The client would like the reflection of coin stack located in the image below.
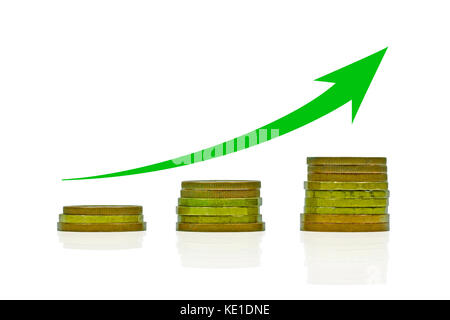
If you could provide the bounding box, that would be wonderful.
[176,180,265,232]
[301,232,389,284]
[177,233,263,268]
[301,157,390,232]
[58,232,145,250]
[58,205,146,232]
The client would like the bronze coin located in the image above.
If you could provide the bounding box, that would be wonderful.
[178,215,263,224]
[177,206,260,216]
[181,180,261,190]
[307,157,387,166]
[301,214,389,224]
[180,189,260,198]
[301,222,389,232]
[305,190,389,198]
[305,197,388,207]
[57,222,146,232]
[176,222,265,232]
[304,207,388,214]
[304,181,389,190]
[308,173,388,182]
[59,214,144,224]
[178,197,262,207]
[308,165,387,173]
[63,205,143,215]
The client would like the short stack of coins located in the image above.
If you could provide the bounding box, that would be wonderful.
[58,205,146,232]
[301,157,390,232]
[176,180,265,232]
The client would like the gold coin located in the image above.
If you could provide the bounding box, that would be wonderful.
[301,222,389,232]
[178,215,263,224]
[59,214,144,224]
[301,214,389,224]
[177,206,259,216]
[308,165,387,173]
[57,222,146,232]
[307,157,387,166]
[181,180,261,190]
[180,189,260,198]
[178,197,262,207]
[305,181,389,190]
[308,173,388,182]
[63,205,142,215]
[304,207,387,214]
[305,198,388,207]
[177,222,265,232]
[305,190,389,199]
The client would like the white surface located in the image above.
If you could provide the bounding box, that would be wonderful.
[0,0,449,299]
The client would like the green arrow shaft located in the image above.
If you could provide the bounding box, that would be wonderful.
[261,84,348,135]
[63,85,348,181]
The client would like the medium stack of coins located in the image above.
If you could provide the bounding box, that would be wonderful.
[176,180,265,232]
[58,205,147,232]
[301,157,390,232]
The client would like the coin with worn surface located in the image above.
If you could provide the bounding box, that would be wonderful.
[181,180,261,190]
[177,206,259,216]
[308,173,388,182]
[301,214,389,224]
[301,222,389,232]
[179,215,263,224]
[305,198,388,207]
[59,214,144,224]
[181,189,260,198]
[304,206,388,214]
[305,190,389,199]
[57,222,146,232]
[63,205,143,215]
[307,157,387,166]
[305,181,388,190]
[177,222,265,232]
[178,197,262,207]
[308,165,387,173]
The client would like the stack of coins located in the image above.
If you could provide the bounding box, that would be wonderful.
[176,180,265,232]
[301,157,390,232]
[58,205,146,232]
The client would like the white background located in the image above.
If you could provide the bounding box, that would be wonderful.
[1,0,449,299]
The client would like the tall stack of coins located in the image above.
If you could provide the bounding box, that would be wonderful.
[301,157,390,232]
[176,180,265,232]
[58,205,147,232]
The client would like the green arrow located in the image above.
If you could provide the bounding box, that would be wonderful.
[64,47,387,181]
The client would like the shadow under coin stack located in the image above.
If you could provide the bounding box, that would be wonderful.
[58,205,146,232]
[176,180,265,232]
[301,157,390,232]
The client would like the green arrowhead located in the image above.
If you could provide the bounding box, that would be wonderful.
[315,47,387,122]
